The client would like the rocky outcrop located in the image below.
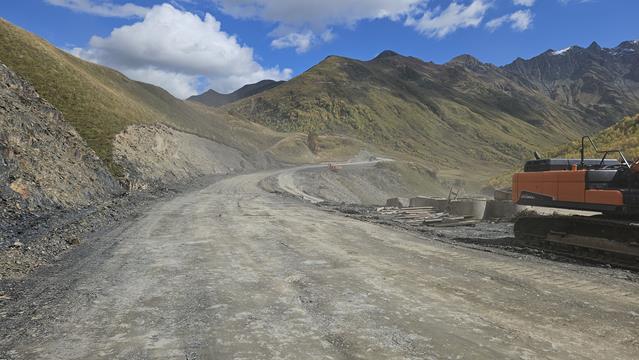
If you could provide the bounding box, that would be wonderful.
[0,63,121,241]
[113,124,252,190]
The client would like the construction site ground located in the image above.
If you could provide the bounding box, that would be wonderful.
[1,162,638,359]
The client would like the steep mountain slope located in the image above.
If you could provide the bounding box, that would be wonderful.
[503,41,639,127]
[0,19,290,174]
[227,50,596,179]
[0,62,121,232]
[188,80,285,107]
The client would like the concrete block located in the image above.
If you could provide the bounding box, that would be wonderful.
[494,188,512,201]
[483,200,527,219]
[386,197,410,208]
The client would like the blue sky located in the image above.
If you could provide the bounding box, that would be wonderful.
[2,0,638,98]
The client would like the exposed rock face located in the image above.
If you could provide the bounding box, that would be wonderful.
[0,63,121,232]
[113,124,252,190]
[503,41,639,127]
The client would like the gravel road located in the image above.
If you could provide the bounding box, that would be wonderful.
[1,165,638,359]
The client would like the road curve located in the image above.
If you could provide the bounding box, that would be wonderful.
[1,166,638,359]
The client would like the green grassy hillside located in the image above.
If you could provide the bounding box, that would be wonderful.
[0,18,292,174]
[227,52,602,181]
[553,114,639,161]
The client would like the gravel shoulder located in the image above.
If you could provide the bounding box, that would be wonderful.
[0,174,227,281]
[1,165,638,359]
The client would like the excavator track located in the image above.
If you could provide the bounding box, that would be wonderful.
[514,215,639,271]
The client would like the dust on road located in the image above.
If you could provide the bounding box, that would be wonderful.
[1,166,638,359]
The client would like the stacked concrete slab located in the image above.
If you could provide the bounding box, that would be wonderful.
[408,195,521,220]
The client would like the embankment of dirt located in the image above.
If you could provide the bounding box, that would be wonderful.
[268,160,447,206]
[113,124,253,190]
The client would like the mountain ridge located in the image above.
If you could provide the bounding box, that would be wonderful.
[502,39,639,127]
[188,79,285,107]
[225,49,601,179]
[225,43,639,179]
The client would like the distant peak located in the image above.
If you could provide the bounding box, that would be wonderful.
[617,39,639,48]
[374,50,400,60]
[448,54,481,66]
[588,41,601,49]
[323,55,342,61]
[551,46,573,56]
[203,89,222,95]
[237,79,276,89]
[550,44,589,56]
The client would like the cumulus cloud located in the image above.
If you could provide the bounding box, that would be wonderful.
[486,9,533,32]
[513,0,535,6]
[216,0,533,48]
[269,29,337,53]
[405,0,490,38]
[214,0,422,52]
[70,4,292,98]
[45,0,149,18]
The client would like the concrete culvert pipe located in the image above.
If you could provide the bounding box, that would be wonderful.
[449,199,487,219]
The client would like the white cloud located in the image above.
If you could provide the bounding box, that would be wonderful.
[513,0,535,6]
[45,0,149,18]
[486,16,507,31]
[214,0,422,52]
[320,29,336,43]
[509,9,533,30]
[405,1,490,38]
[214,0,421,27]
[269,29,335,53]
[486,9,533,32]
[124,68,201,99]
[70,4,292,98]
[271,31,315,53]
[217,0,532,48]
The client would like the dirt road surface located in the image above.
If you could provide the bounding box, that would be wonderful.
[1,165,638,359]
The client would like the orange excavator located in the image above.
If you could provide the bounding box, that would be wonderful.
[512,136,639,268]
